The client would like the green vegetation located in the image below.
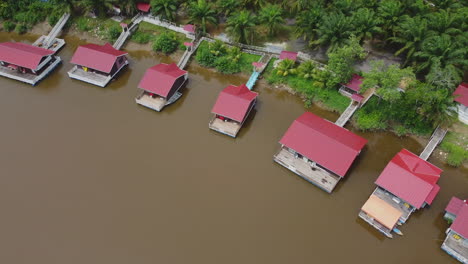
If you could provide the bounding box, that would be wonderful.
[152,32,180,54]
[440,130,468,167]
[15,23,27,34]
[3,21,15,32]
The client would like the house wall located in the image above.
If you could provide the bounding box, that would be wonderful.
[109,56,128,76]
[166,75,186,100]
[457,103,468,125]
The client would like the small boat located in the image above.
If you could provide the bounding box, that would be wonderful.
[393,228,404,236]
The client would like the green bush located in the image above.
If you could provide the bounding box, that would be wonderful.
[76,17,92,31]
[440,141,467,167]
[215,56,241,74]
[152,32,179,54]
[108,25,121,42]
[394,125,409,137]
[15,24,28,34]
[3,21,16,32]
[131,32,153,44]
[48,12,61,27]
[195,43,216,67]
[355,111,387,130]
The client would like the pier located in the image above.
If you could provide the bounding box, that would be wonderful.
[113,14,142,50]
[335,87,375,127]
[33,13,70,52]
[419,126,447,161]
[246,54,271,90]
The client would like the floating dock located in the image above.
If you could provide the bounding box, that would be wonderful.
[419,126,447,161]
[0,56,61,85]
[33,13,70,52]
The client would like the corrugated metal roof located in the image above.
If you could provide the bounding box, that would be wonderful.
[136,2,151,12]
[70,43,127,73]
[0,42,54,70]
[453,83,468,107]
[279,112,367,177]
[362,194,403,230]
[138,63,187,98]
[375,149,442,209]
[279,51,298,61]
[451,205,468,238]
[342,74,363,92]
[445,196,466,215]
[211,84,258,123]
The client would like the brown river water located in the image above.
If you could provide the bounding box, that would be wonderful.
[0,32,466,264]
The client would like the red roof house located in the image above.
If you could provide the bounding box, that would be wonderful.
[454,83,468,107]
[446,197,468,216]
[138,63,187,98]
[375,149,442,209]
[279,112,367,177]
[211,84,258,123]
[136,2,151,12]
[0,42,54,70]
[70,43,128,74]
[183,24,196,34]
[279,51,298,61]
[451,204,468,239]
[342,74,364,93]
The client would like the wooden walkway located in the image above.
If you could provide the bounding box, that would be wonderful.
[335,88,375,127]
[246,54,271,90]
[33,13,69,51]
[419,126,447,161]
[441,231,468,264]
[177,38,203,69]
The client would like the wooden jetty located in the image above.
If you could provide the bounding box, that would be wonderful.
[419,126,447,161]
[441,197,468,263]
[113,14,142,50]
[209,84,258,137]
[67,43,128,87]
[273,112,367,193]
[359,149,443,238]
[136,63,188,111]
[33,13,70,52]
[335,83,375,127]
[0,42,61,85]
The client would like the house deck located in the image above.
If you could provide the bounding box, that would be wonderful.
[358,210,393,238]
[209,117,241,137]
[0,56,61,85]
[136,91,182,112]
[67,65,113,87]
[32,36,65,53]
[372,187,414,222]
[442,231,468,263]
[273,147,340,193]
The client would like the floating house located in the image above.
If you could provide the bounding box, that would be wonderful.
[453,83,468,125]
[0,42,61,85]
[359,149,443,238]
[339,74,363,97]
[136,63,188,111]
[136,2,151,13]
[279,51,298,62]
[442,196,468,263]
[274,112,367,193]
[209,84,258,137]
[68,43,128,87]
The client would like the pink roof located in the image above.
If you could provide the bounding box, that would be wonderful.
[453,83,468,107]
[183,24,196,33]
[0,42,54,70]
[136,2,151,12]
[279,51,298,61]
[70,43,127,73]
[252,62,264,68]
[445,197,467,215]
[138,63,187,97]
[279,112,367,177]
[351,94,364,103]
[375,149,443,209]
[184,42,194,47]
[211,84,258,123]
[451,205,468,238]
[342,74,364,92]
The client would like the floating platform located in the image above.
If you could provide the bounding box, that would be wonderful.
[273,147,340,193]
[32,36,65,53]
[0,56,61,85]
[372,187,414,223]
[67,62,128,87]
[209,116,242,138]
[358,210,394,238]
[135,91,182,112]
[442,231,468,264]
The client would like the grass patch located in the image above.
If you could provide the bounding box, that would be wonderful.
[440,131,468,167]
[239,53,261,74]
[73,17,122,41]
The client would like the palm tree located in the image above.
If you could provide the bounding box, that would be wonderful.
[414,34,468,76]
[208,40,226,56]
[288,0,313,13]
[259,4,284,37]
[352,8,382,42]
[431,0,464,10]
[425,59,462,92]
[242,0,267,10]
[226,46,241,62]
[216,0,240,17]
[297,60,316,79]
[389,16,434,65]
[150,0,178,21]
[187,0,217,34]
[377,0,405,38]
[114,0,137,16]
[294,6,322,40]
[225,10,257,44]
[312,12,355,52]
[426,10,463,36]
[276,59,296,76]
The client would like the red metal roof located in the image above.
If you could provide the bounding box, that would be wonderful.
[279,112,367,177]
[136,2,151,12]
[279,51,298,61]
[446,196,466,215]
[211,84,258,123]
[375,149,443,209]
[138,63,187,97]
[0,42,54,70]
[451,205,468,238]
[183,24,196,33]
[342,74,364,92]
[351,94,364,103]
[453,83,468,107]
[70,43,127,74]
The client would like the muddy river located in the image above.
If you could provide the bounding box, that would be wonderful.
[0,32,466,264]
